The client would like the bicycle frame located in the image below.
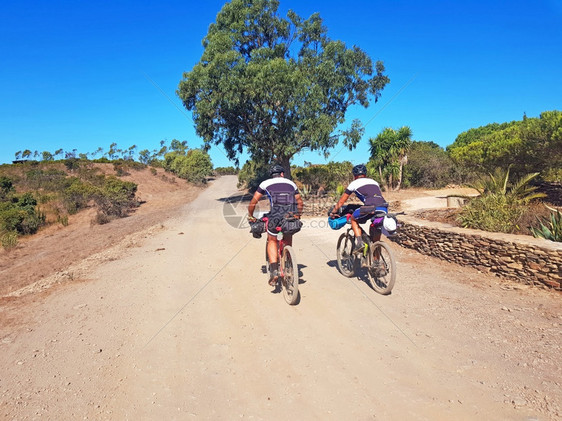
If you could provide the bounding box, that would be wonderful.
[260,216,300,304]
[334,207,401,295]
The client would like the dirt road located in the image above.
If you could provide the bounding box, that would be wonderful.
[1,176,560,420]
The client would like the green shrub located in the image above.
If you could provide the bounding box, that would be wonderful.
[336,184,346,196]
[542,168,562,183]
[164,149,213,184]
[62,178,97,214]
[403,141,462,188]
[530,208,562,242]
[457,168,548,234]
[58,214,69,227]
[1,231,18,250]
[113,162,129,176]
[0,192,45,235]
[215,166,238,176]
[0,176,14,199]
[457,194,526,233]
[25,168,67,191]
[237,159,270,191]
[293,162,353,193]
[94,212,112,225]
[64,158,81,171]
[93,177,138,218]
[0,205,25,233]
[124,160,146,171]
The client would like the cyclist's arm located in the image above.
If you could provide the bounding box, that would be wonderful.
[295,193,304,218]
[331,192,350,215]
[248,191,263,219]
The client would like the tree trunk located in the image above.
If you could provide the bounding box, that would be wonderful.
[395,163,403,191]
[279,156,292,180]
[394,154,408,191]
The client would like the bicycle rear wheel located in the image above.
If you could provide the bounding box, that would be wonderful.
[281,245,299,305]
[368,241,396,295]
[336,232,357,277]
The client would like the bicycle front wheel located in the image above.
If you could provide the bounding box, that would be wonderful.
[368,241,396,295]
[336,232,357,277]
[281,245,299,305]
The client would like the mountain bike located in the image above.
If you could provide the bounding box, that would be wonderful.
[334,204,403,295]
[253,216,300,305]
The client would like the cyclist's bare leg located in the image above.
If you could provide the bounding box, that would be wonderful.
[267,233,279,285]
[350,216,364,251]
[267,233,278,264]
[350,217,362,238]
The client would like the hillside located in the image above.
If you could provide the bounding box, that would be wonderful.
[0,165,203,296]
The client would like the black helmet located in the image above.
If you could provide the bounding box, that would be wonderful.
[352,164,367,176]
[270,164,285,176]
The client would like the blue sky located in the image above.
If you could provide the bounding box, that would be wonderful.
[1,0,561,168]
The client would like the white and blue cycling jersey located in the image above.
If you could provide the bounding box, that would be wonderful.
[345,177,387,220]
[257,178,300,235]
[345,177,385,206]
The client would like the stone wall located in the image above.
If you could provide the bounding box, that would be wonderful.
[392,215,562,290]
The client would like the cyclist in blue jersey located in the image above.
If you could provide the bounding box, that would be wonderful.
[330,164,387,252]
[248,164,304,285]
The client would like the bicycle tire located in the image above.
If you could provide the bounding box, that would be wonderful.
[336,232,357,277]
[368,241,396,295]
[281,245,299,305]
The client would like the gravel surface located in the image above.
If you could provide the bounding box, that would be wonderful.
[1,175,560,420]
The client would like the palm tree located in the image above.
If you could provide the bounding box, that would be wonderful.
[369,126,412,190]
[392,126,412,191]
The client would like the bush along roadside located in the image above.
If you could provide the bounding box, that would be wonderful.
[531,207,562,242]
[457,169,547,234]
[0,166,139,250]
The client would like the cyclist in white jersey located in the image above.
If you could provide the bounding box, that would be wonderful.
[330,164,387,251]
[248,164,304,285]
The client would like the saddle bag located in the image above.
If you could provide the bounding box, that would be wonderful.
[249,220,266,238]
[280,217,303,235]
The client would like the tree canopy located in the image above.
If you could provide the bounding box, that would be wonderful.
[447,111,562,180]
[177,0,389,174]
[402,141,459,188]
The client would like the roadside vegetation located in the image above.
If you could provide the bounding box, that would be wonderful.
[1,139,214,249]
[235,111,561,241]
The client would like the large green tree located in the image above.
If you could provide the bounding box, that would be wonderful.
[403,141,457,188]
[447,111,562,179]
[177,0,389,177]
